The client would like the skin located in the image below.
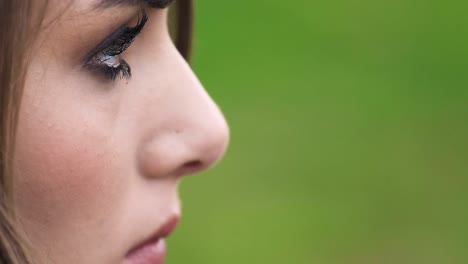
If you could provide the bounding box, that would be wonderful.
[12,1,229,263]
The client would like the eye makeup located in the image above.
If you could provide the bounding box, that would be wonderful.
[147,0,175,8]
[83,10,148,81]
[95,0,175,9]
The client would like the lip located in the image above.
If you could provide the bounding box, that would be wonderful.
[125,216,180,264]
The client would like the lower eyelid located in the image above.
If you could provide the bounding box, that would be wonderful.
[99,54,120,68]
[84,52,130,82]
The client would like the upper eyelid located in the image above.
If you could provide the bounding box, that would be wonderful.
[147,0,176,8]
[94,0,175,9]
[102,11,148,56]
[83,24,127,63]
[82,10,148,64]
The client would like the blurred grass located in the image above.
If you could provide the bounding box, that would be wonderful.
[167,1,468,263]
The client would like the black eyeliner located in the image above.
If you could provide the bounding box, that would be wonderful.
[104,11,148,56]
[83,10,148,64]
[147,0,175,8]
[95,0,175,9]
[83,24,128,64]
[82,10,148,81]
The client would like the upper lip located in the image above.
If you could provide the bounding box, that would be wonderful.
[126,215,180,256]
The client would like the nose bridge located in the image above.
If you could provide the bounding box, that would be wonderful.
[136,46,229,179]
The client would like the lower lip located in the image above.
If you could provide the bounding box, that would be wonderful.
[125,239,167,264]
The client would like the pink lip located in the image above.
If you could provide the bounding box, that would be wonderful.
[125,216,180,264]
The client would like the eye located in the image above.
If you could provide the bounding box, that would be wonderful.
[83,10,148,81]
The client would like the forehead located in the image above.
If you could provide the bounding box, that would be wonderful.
[56,0,172,10]
[44,0,172,19]
[43,0,139,25]
[45,0,136,15]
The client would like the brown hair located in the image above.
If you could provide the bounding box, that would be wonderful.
[0,0,40,263]
[0,1,193,263]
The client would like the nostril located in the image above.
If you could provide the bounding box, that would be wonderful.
[180,160,203,175]
[184,160,202,169]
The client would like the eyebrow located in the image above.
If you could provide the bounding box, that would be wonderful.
[95,0,174,9]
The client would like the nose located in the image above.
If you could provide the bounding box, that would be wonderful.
[135,47,229,179]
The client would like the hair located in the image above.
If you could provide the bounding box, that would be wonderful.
[0,1,193,263]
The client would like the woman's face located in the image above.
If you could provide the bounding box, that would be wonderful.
[13,1,229,263]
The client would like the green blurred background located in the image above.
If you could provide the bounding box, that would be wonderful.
[168,1,468,263]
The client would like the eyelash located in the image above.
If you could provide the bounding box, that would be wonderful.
[83,11,148,81]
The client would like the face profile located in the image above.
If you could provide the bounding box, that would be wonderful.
[0,0,229,263]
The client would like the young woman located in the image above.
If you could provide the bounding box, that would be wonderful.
[0,0,229,263]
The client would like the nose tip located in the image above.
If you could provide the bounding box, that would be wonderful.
[175,113,230,177]
[137,105,229,179]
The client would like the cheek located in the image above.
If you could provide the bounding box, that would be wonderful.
[13,89,128,236]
